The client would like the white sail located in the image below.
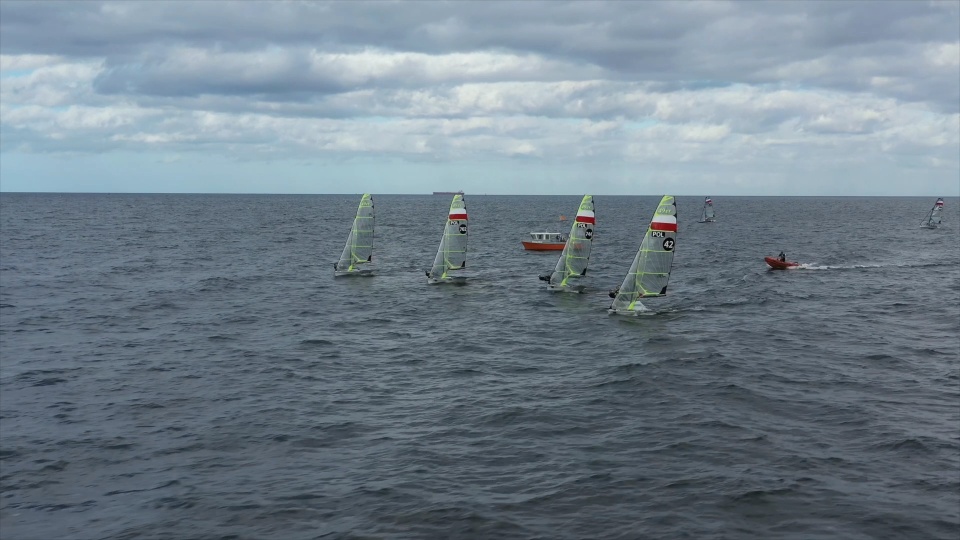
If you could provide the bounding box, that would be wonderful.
[427,194,468,282]
[334,194,374,276]
[545,195,595,292]
[699,196,715,222]
[921,198,944,229]
[610,195,678,314]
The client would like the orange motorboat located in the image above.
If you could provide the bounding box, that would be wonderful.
[522,232,568,251]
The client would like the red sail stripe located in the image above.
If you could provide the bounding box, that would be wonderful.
[449,213,468,220]
[575,216,595,224]
[650,221,677,232]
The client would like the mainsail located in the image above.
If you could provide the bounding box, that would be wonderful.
[921,198,944,228]
[334,193,374,274]
[700,196,715,222]
[547,195,595,291]
[427,194,468,281]
[610,195,678,314]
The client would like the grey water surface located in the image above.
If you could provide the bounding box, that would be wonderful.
[1,193,958,540]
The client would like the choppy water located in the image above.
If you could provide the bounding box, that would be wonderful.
[1,193,958,540]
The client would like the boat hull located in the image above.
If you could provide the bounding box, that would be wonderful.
[607,306,650,316]
[764,257,799,270]
[334,268,375,277]
[522,241,566,251]
[546,283,586,294]
[427,276,469,285]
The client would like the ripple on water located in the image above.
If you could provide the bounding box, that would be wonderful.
[1,194,958,540]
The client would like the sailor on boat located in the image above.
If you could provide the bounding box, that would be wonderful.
[608,286,619,299]
[778,251,786,262]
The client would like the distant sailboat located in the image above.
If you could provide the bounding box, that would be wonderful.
[334,194,375,277]
[920,197,944,229]
[609,195,678,315]
[698,196,715,223]
[539,195,595,293]
[426,194,468,284]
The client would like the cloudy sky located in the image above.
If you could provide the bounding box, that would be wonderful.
[1,0,958,195]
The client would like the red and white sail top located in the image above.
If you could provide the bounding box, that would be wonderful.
[448,195,468,221]
[575,208,595,224]
[650,211,678,232]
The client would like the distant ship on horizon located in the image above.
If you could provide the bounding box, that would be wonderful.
[433,190,465,195]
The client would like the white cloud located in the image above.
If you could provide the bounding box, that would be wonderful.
[0,1,957,194]
[925,42,960,68]
[677,124,732,142]
[0,54,64,72]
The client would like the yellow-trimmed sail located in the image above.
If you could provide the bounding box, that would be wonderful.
[610,195,677,313]
[427,194,468,280]
[335,194,374,273]
[548,195,595,289]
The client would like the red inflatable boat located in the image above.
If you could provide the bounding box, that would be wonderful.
[764,257,800,269]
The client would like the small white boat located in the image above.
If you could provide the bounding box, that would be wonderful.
[522,232,568,251]
[334,194,375,277]
[538,195,595,293]
[609,195,678,315]
[426,194,469,284]
[920,198,944,229]
[697,196,715,223]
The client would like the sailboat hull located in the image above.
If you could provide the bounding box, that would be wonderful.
[335,268,375,277]
[427,276,468,285]
[607,305,650,316]
[547,284,586,294]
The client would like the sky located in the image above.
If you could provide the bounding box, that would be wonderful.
[0,0,958,195]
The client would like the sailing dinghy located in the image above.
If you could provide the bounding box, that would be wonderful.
[334,193,375,277]
[538,195,595,293]
[609,195,678,315]
[920,198,944,229]
[698,196,716,223]
[426,194,468,284]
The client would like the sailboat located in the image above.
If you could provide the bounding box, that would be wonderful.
[538,195,595,293]
[609,195,678,315]
[426,194,468,284]
[334,194,375,277]
[920,197,945,229]
[698,196,715,223]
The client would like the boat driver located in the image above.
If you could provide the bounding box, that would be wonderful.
[778,251,786,262]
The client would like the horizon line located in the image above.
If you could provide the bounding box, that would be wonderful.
[0,191,955,198]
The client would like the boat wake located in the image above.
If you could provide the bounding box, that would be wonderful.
[794,261,947,271]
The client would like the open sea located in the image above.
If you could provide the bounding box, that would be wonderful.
[1,193,958,540]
